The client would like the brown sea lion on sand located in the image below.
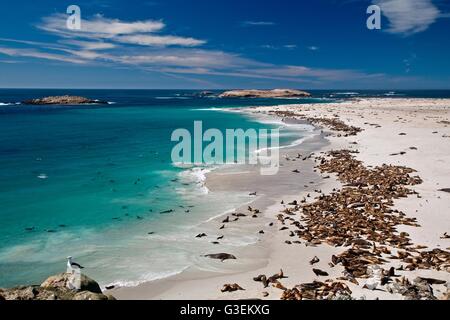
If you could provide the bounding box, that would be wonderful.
[313,269,329,277]
[221,284,244,293]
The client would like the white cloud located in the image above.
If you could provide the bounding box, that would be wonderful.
[242,21,276,26]
[260,44,277,49]
[307,46,319,51]
[113,49,257,69]
[116,34,205,47]
[59,40,116,50]
[374,0,441,35]
[39,13,165,37]
[0,47,87,64]
[38,13,204,48]
[240,65,385,82]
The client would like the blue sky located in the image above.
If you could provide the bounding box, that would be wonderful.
[0,0,449,89]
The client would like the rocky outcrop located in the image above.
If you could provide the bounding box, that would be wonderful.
[22,95,108,105]
[0,273,115,300]
[41,273,102,294]
[219,89,311,98]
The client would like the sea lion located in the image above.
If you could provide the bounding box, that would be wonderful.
[196,233,207,238]
[313,269,329,277]
[221,284,244,293]
[222,216,230,223]
[232,213,246,217]
[276,269,285,279]
[272,281,287,291]
[253,275,269,288]
[416,277,446,285]
[309,256,320,265]
[204,253,237,262]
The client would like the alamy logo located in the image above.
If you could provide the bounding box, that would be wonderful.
[171,121,280,176]
[367,5,381,30]
[66,5,81,30]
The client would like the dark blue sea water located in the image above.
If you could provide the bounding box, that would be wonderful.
[0,89,448,288]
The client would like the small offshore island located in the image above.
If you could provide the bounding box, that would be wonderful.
[218,89,311,98]
[22,95,109,105]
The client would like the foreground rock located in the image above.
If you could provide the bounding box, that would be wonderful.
[219,89,311,98]
[0,273,115,300]
[22,95,108,105]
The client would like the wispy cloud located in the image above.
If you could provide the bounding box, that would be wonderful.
[37,13,205,47]
[242,21,276,26]
[58,40,116,50]
[39,13,165,37]
[307,46,319,51]
[116,34,205,47]
[260,44,297,50]
[374,0,442,35]
[0,47,87,64]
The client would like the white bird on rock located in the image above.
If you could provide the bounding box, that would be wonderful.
[67,256,84,273]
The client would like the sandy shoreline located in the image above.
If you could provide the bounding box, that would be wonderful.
[112,98,450,300]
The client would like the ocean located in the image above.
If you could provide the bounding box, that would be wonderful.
[0,89,449,288]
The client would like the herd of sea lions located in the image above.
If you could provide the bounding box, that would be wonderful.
[210,112,449,300]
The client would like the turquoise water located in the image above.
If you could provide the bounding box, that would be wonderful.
[0,90,323,287]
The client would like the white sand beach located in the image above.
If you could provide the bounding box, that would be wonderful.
[112,98,450,300]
